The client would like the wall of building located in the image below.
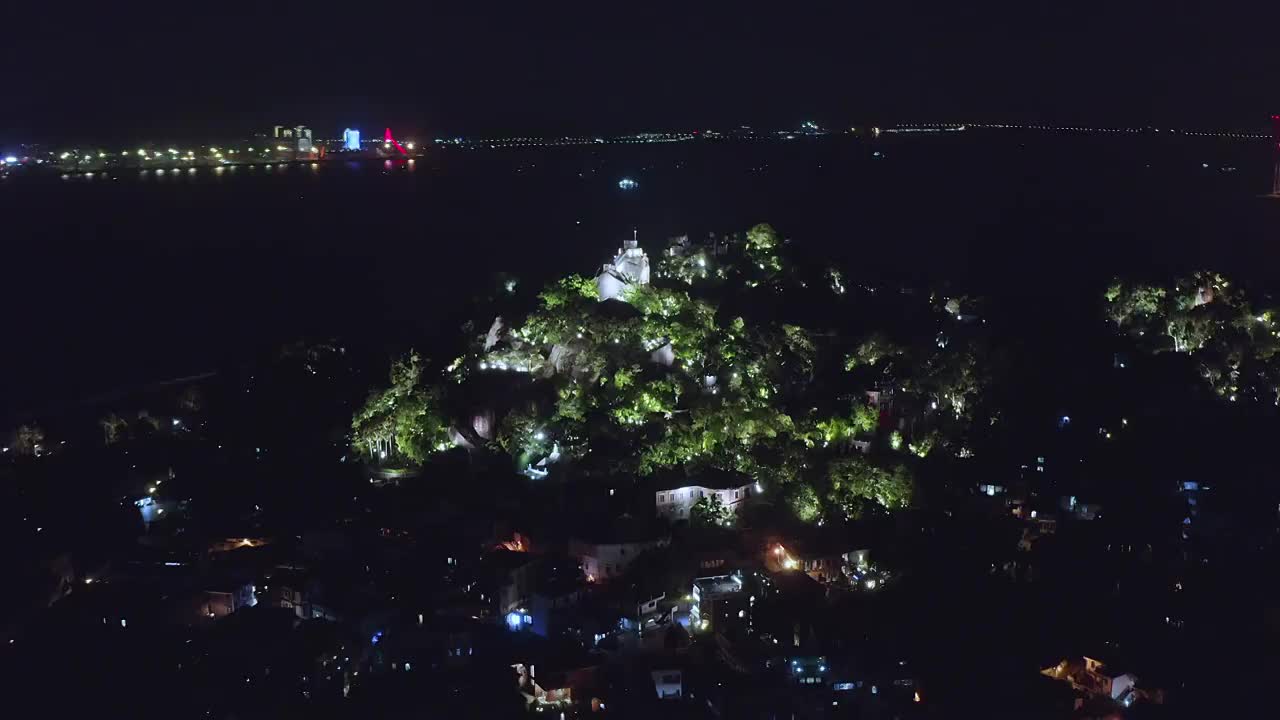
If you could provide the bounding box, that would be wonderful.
[570,539,663,580]
[655,484,753,521]
[652,670,682,699]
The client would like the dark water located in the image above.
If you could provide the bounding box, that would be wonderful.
[3,132,1277,418]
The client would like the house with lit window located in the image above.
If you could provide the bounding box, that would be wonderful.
[788,655,830,686]
[655,480,756,522]
[202,580,257,618]
[569,526,668,583]
[690,572,770,638]
[651,668,683,699]
[1040,654,1154,708]
[764,531,870,584]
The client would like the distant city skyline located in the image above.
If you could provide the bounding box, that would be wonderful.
[3,118,1273,153]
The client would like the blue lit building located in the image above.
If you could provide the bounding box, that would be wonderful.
[342,128,361,151]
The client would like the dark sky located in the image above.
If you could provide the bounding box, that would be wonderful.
[4,1,1279,142]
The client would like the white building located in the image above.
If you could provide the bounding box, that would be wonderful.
[651,669,682,699]
[656,482,756,522]
[569,535,668,582]
[596,239,651,301]
[272,125,313,152]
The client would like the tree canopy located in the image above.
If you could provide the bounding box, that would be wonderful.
[1105,272,1280,402]
[352,224,999,523]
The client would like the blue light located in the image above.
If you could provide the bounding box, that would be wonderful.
[3,156,17,164]
[506,611,523,631]
[342,128,361,151]
[371,630,383,645]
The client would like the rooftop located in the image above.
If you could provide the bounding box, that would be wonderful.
[693,574,744,596]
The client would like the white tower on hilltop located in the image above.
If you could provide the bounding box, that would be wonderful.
[596,232,650,301]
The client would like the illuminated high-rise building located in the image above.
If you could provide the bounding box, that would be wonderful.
[343,128,361,151]
[271,125,313,152]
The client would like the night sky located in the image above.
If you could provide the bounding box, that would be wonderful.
[5,1,1280,142]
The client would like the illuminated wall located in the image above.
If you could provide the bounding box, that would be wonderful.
[342,128,361,151]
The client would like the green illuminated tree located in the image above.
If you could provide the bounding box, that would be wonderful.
[827,457,915,518]
[690,494,733,527]
[538,274,598,309]
[788,484,822,523]
[744,223,783,273]
[813,404,877,446]
[745,223,780,254]
[391,388,452,463]
[352,351,451,463]
[99,413,129,445]
[1104,283,1167,327]
[846,333,905,370]
[496,406,552,464]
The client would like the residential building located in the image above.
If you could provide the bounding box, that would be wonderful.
[1041,655,1143,707]
[655,481,755,522]
[569,534,668,582]
[765,535,869,584]
[651,669,682,699]
[513,662,574,710]
[691,573,751,634]
[788,655,829,687]
[266,572,340,621]
[483,550,540,614]
[203,581,257,618]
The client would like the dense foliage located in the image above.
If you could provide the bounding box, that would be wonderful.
[352,224,999,523]
[1105,272,1280,402]
[351,352,452,464]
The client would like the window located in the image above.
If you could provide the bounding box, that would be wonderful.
[735,490,740,499]
[658,493,665,503]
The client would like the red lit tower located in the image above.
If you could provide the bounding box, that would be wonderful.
[384,128,408,156]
